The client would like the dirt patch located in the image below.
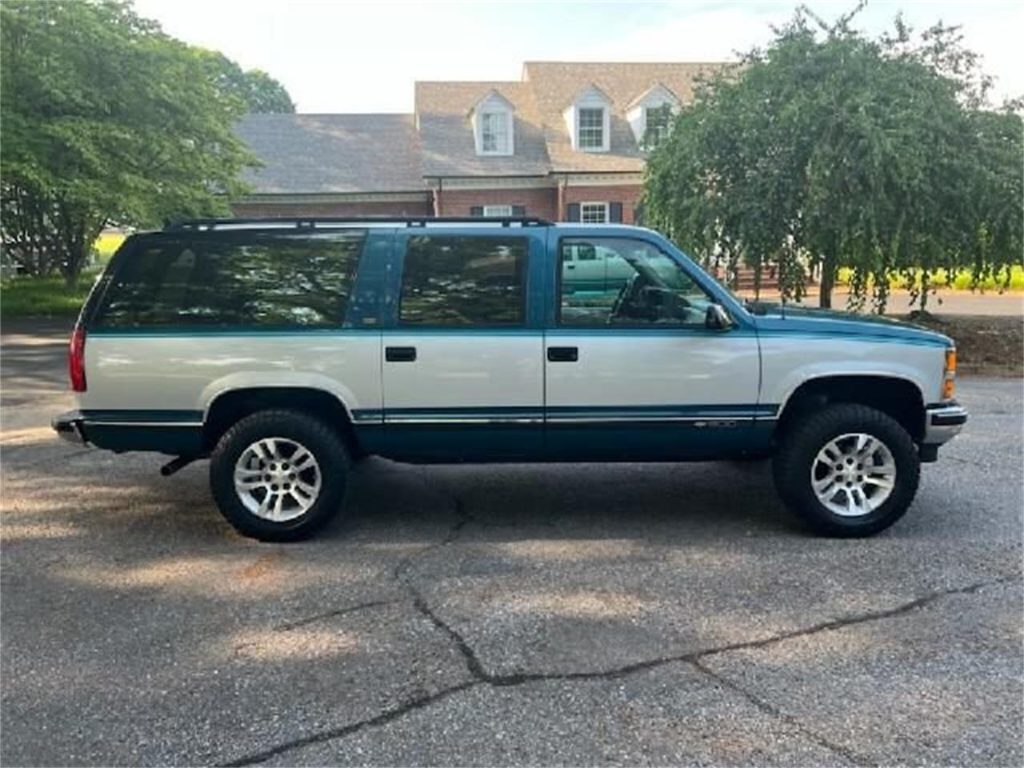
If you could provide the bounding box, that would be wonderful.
[238,550,287,581]
[902,313,1023,377]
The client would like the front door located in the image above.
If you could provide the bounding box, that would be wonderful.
[545,235,763,460]
[380,231,544,461]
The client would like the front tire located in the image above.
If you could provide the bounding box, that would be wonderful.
[210,409,350,541]
[773,403,920,537]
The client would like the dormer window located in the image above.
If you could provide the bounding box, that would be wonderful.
[577,108,605,150]
[643,105,672,149]
[626,83,680,151]
[480,112,509,154]
[564,85,612,153]
[471,91,515,156]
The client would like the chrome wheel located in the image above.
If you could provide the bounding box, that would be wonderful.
[810,432,896,517]
[233,437,322,522]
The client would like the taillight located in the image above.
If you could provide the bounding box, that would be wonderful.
[69,326,87,392]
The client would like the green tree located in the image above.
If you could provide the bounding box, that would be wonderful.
[0,0,260,285]
[196,50,295,113]
[644,5,1023,311]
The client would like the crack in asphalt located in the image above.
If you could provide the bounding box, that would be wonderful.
[218,681,480,767]
[220,495,1023,766]
[272,599,401,632]
[689,658,867,767]
[403,571,1023,686]
[223,568,1022,766]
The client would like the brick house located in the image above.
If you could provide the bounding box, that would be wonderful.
[233,61,719,224]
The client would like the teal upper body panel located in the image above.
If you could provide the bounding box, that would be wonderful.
[751,305,952,348]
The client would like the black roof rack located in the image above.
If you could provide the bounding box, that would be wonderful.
[164,216,552,232]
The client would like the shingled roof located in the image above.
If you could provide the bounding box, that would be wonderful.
[235,63,724,192]
[236,114,424,194]
[521,61,720,173]
[414,82,550,177]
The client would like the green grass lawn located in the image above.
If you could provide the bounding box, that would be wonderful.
[0,274,97,318]
[837,265,1024,291]
[1,232,123,319]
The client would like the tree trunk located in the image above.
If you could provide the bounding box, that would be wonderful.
[819,253,836,309]
[56,202,101,289]
[62,262,80,289]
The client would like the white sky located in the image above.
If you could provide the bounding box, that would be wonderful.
[133,0,1023,113]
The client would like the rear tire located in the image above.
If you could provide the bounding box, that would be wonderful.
[210,409,350,542]
[773,403,920,537]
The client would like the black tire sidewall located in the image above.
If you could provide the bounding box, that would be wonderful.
[210,410,350,541]
[774,404,920,537]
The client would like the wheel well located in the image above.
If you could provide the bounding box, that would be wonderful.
[777,376,925,441]
[202,387,362,456]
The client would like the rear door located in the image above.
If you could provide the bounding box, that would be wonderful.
[378,229,545,461]
[544,233,764,460]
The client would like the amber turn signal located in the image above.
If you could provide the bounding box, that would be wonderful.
[942,347,957,400]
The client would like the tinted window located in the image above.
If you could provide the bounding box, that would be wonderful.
[559,237,712,327]
[94,233,365,329]
[399,235,527,326]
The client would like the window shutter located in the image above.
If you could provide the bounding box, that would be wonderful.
[511,205,526,217]
[470,206,484,217]
[567,203,581,222]
[633,203,644,226]
[609,202,623,223]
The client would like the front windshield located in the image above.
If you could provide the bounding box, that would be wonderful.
[559,238,717,327]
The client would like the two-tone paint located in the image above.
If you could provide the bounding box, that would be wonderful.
[56,223,966,462]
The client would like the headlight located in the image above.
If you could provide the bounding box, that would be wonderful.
[942,347,957,400]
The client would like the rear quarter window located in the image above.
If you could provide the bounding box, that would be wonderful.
[92,232,365,330]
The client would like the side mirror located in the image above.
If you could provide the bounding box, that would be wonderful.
[705,304,733,330]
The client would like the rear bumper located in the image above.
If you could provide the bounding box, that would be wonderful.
[923,402,968,446]
[52,411,88,445]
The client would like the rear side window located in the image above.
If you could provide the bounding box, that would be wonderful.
[93,233,365,329]
[398,235,527,326]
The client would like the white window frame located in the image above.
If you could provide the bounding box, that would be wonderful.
[472,94,515,157]
[479,111,511,155]
[482,204,513,217]
[563,86,612,153]
[580,202,609,224]
[577,107,606,152]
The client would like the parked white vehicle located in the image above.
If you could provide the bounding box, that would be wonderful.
[54,217,966,541]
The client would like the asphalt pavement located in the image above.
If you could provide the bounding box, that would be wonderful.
[1,326,1021,767]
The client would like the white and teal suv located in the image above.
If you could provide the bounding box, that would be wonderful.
[53,217,967,541]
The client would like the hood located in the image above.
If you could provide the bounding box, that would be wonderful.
[749,304,952,347]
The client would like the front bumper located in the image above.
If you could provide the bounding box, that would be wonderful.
[52,411,88,445]
[923,402,968,446]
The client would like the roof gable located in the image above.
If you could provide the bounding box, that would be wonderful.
[566,83,612,109]
[625,83,680,111]
[469,89,516,117]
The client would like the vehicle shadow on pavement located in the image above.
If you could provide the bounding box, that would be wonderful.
[3,436,796,549]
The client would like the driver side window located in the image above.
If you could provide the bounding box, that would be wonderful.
[558,238,712,327]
